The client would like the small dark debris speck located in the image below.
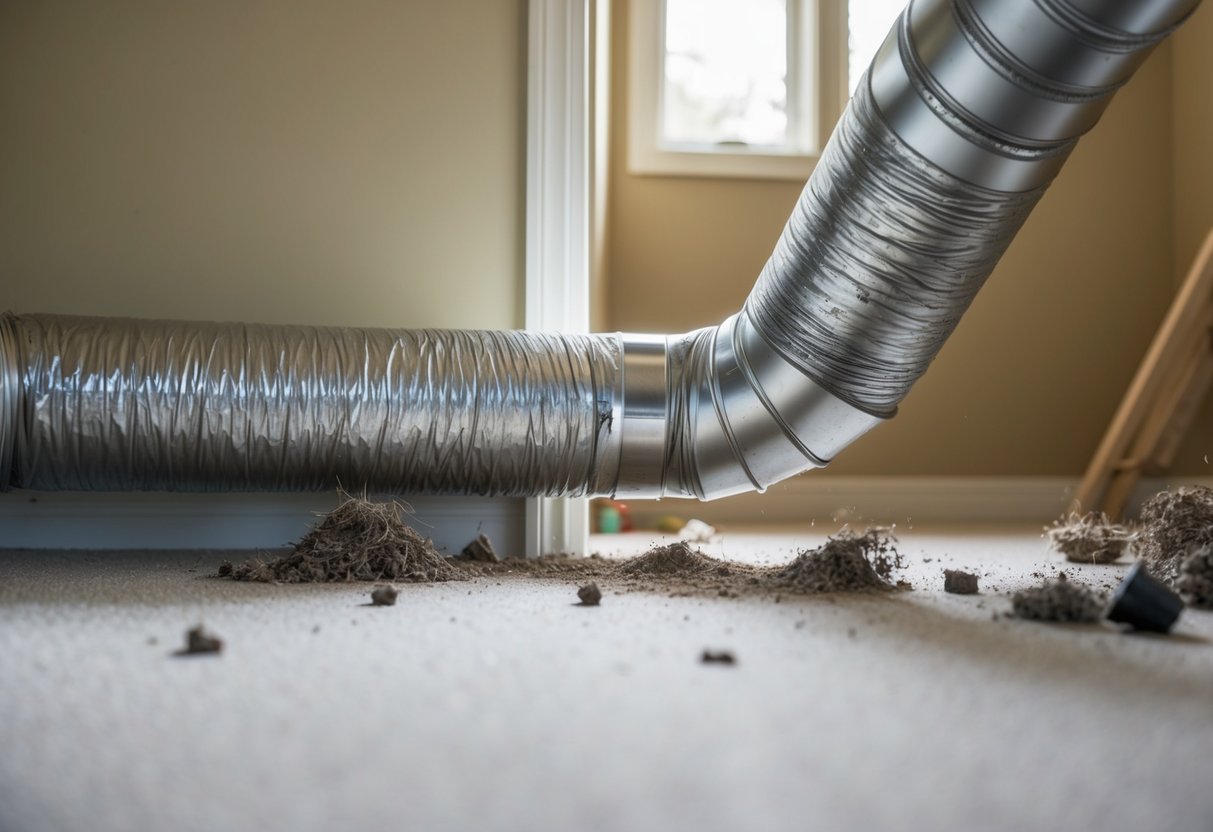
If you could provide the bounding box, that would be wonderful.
[176,625,222,656]
[577,583,602,606]
[701,649,736,665]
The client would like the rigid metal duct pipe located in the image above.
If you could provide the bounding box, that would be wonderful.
[0,0,1200,501]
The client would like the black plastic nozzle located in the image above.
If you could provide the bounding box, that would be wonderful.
[1106,561,1184,634]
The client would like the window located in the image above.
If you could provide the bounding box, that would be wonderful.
[628,0,904,180]
[848,0,906,96]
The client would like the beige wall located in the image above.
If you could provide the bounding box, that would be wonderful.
[0,0,526,330]
[606,0,1184,477]
[1168,1,1213,474]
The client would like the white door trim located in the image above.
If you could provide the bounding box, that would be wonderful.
[524,0,595,556]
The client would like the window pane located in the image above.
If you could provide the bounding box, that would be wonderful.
[662,0,788,148]
[848,0,905,95]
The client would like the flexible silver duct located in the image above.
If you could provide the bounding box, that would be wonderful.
[0,0,1200,501]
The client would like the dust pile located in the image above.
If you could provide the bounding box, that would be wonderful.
[618,541,736,578]
[1046,512,1135,564]
[615,541,757,596]
[1138,486,1213,582]
[767,529,907,594]
[1176,546,1213,610]
[1010,574,1105,623]
[223,496,461,583]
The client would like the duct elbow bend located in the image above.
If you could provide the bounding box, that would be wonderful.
[610,313,887,501]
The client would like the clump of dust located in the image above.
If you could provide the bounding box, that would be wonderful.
[461,533,500,563]
[617,540,737,578]
[1138,486,1213,582]
[1010,573,1105,623]
[577,583,602,606]
[1045,511,1136,564]
[370,585,399,606]
[766,528,907,594]
[944,569,979,595]
[1176,545,1213,610]
[225,496,461,584]
[176,625,223,656]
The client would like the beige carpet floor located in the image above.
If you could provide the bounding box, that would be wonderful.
[1,526,1211,832]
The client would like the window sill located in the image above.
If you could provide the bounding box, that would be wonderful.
[627,145,819,181]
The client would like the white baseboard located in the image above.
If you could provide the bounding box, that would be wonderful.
[623,475,1213,528]
[4,476,1210,552]
[0,491,525,554]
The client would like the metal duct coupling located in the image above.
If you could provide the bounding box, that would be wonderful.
[0,0,1201,501]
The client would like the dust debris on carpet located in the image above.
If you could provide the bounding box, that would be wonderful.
[370,585,399,606]
[1010,574,1105,623]
[766,528,908,594]
[701,649,736,665]
[944,569,979,595]
[213,497,904,602]
[176,624,223,656]
[461,533,500,563]
[1176,545,1213,610]
[221,496,461,584]
[617,540,737,578]
[576,583,602,606]
[1138,485,1213,583]
[1045,511,1136,564]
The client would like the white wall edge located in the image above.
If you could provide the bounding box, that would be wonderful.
[624,475,1213,528]
[524,0,594,556]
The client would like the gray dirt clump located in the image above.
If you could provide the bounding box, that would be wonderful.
[944,569,979,595]
[225,496,461,583]
[370,585,399,606]
[767,528,906,594]
[176,625,223,656]
[1138,486,1213,582]
[1010,574,1105,623]
[1045,512,1136,564]
[617,541,737,578]
[1176,545,1213,610]
[577,583,602,606]
[461,533,500,563]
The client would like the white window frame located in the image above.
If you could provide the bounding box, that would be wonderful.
[628,0,847,180]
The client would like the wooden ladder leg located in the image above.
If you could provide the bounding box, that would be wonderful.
[1101,320,1213,519]
[1075,230,1213,515]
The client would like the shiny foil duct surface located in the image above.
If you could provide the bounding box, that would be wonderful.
[744,80,1044,416]
[5,314,620,496]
